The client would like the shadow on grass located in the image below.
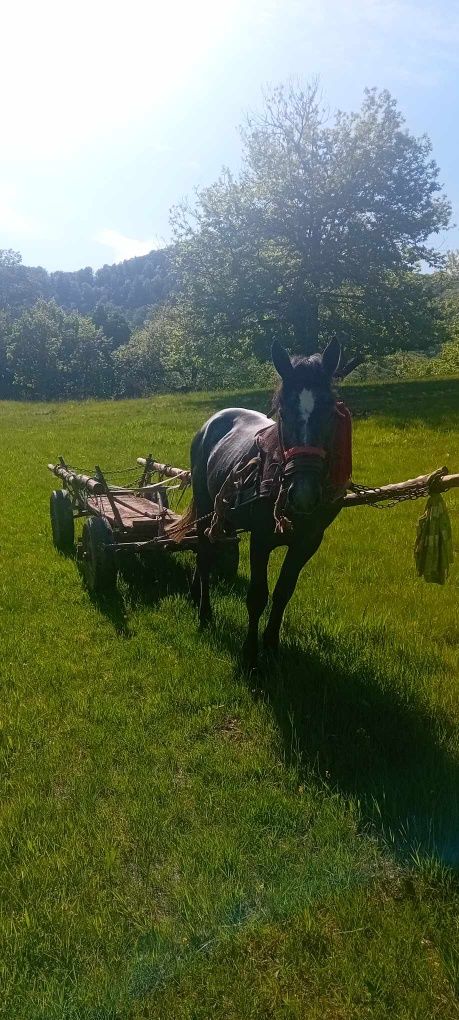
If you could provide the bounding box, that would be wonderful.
[260,632,458,868]
[185,377,459,429]
[343,376,459,428]
[205,609,459,869]
[79,550,189,637]
[84,547,249,637]
[79,541,458,868]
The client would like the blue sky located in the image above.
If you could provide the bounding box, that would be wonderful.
[2,0,458,271]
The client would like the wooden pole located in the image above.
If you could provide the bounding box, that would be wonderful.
[136,457,191,484]
[342,469,459,508]
[47,463,104,495]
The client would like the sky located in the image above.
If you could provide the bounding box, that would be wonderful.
[1,0,459,272]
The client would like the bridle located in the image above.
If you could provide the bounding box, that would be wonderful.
[272,402,351,533]
[269,414,329,532]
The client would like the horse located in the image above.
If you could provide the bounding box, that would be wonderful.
[187,337,345,666]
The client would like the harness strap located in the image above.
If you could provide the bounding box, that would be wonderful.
[205,401,353,541]
[284,445,327,460]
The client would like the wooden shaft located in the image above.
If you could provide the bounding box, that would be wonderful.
[47,462,104,495]
[342,470,459,508]
[137,457,191,483]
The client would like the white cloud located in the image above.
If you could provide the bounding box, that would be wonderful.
[95,228,163,263]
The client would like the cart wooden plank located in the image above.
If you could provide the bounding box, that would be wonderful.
[86,494,182,531]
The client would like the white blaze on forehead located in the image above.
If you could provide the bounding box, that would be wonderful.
[299,388,315,440]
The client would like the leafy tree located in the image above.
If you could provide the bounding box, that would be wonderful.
[0,311,13,397]
[0,249,172,323]
[172,83,451,361]
[7,301,63,398]
[115,299,271,396]
[0,248,22,268]
[0,250,49,314]
[7,300,113,399]
[92,303,131,349]
[115,302,200,396]
[436,251,459,335]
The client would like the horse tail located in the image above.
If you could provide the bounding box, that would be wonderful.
[166,497,197,542]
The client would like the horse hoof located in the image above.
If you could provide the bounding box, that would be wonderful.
[241,641,258,671]
[262,632,279,657]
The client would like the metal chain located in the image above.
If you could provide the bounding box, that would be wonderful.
[349,479,432,510]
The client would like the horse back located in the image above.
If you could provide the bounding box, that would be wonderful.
[191,407,273,503]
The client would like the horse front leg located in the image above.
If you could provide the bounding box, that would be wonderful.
[242,536,270,667]
[196,525,214,627]
[263,537,322,655]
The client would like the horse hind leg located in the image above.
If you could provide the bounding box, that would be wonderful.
[196,520,214,627]
[191,482,214,626]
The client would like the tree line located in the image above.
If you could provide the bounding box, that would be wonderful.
[0,247,171,325]
[1,83,459,400]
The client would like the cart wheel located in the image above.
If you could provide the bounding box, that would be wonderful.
[80,517,117,592]
[50,489,74,552]
[213,538,240,581]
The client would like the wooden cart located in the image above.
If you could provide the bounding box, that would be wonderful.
[47,454,237,592]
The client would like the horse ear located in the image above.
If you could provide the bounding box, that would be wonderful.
[321,336,341,378]
[271,340,294,382]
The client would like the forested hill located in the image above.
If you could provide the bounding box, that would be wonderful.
[0,248,172,326]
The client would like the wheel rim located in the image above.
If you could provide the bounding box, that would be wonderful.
[80,525,96,590]
[79,518,116,592]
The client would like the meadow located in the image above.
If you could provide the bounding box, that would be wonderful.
[1,377,458,1019]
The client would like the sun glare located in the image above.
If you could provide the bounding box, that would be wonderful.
[2,0,244,158]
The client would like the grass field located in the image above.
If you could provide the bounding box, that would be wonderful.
[1,377,458,1019]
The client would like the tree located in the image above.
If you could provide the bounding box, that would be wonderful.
[6,300,113,399]
[92,302,131,349]
[0,311,13,397]
[115,299,271,396]
[172,83,451,361]
[0,248,172,324]
[0,248,22,268]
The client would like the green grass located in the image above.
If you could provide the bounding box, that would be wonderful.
[1,376,458,1019]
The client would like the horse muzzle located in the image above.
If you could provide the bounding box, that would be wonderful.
[283,446,327,516]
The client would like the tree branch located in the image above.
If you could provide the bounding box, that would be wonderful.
[334,355,364,379]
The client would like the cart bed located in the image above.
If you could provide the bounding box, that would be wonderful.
[86,494,182,533]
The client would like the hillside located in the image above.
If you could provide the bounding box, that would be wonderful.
[0,247,173,326]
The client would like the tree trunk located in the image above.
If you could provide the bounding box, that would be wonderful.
[291,295,319,354]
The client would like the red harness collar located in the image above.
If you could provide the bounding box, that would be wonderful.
[284,444,327,460]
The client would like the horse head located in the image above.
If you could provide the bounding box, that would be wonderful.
[271,337,341,515]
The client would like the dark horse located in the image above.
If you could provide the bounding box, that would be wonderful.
[188,337,344,665]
